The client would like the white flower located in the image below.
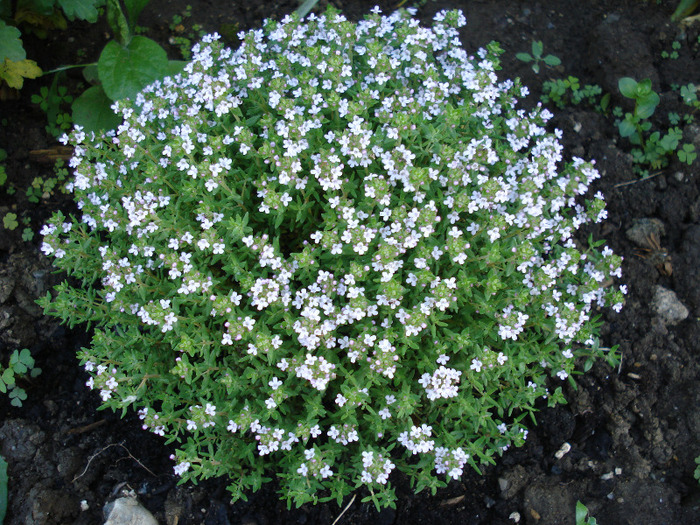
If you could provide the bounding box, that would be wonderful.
[470,358,483,373]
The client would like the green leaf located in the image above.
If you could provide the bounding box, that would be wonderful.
[515,52,533,62]
[0,58,42,89]
[617,117,637,138]
[98,36,169,101]
[636,91,659,119]
[72,85,122,132]
[543,55,561,67]
[575,501,588,524]
[0,20,25,62]
[123,0,151,26]
[82,63,99,84]
[18,348,34,368]
[57,0,101,22]
[680,83,698,104]
[532,40,543,58]
[1,368,14,387]
[10,387,27,407]
[3,212,18,230]
[106,0,131,45]
[618,77,638,99]
[165,59,186,77]
[295,0,320,18]
[678,144,697,164]
[671,0,700,21]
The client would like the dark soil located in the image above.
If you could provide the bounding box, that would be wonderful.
[1,1,699,524]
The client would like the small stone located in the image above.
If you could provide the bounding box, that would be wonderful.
[625,218,665,248]
[104,497,158,525]
[652,286,689,325]
[554,442,571,459]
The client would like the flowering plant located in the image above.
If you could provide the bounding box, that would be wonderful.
[39,7,624,509]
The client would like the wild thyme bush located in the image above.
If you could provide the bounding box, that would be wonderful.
[39,7,625,509]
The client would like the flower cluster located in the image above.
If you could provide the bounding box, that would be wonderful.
[40,6,624,509]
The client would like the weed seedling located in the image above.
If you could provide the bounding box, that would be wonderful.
[516,40,561,73]
[0,348,42,407]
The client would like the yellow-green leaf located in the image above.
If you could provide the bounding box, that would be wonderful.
[0,58,42,89]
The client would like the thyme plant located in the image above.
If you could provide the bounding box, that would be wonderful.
[39,7,625,509]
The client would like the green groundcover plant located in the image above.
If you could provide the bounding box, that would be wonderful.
[39,7,625,509]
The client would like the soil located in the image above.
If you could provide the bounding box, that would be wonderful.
[1,0,699,524]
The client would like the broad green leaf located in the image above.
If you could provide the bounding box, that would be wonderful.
[98,36,169,101]
[515,52,533,62]
[618,77,638,99]
[124,0,150,25]
[0,20,25,62]
[106,0,130,45]
[165,59,186,77]
[58,0,101,22]
[72,85,122,133]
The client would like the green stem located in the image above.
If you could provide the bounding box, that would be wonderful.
[42,63,97,76]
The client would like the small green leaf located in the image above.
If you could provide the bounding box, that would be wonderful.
[10,387,27,407]
[678,144,697,164]
[18,348,34,368]
[0,20,25,62]
[618,118,637,138]
[618,77,638,99]
[543,55,561,67]
[1,369,14,387]
[532,40,543,58]
[3,212,18,230]
[515,52,533,63]
[98,37,170,101]
[576,501,588,524]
